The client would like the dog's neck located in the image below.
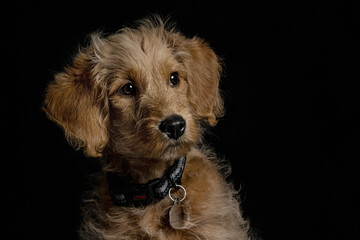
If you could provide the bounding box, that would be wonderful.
[104,151,179,184]
[104,152,187,207]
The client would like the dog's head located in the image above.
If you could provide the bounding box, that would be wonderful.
[44,18,223,160]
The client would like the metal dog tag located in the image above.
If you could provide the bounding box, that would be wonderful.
[169,198,185,229]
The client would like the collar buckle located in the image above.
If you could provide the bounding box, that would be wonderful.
[146,178,160,201]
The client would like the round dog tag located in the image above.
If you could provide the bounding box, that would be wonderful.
[169,198,186,229]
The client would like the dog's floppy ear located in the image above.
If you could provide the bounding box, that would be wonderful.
[183,37,224,126]
[44,49,109,157]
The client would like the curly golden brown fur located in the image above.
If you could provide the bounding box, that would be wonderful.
[44,16,250,240]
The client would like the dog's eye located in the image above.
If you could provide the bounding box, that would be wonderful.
[169,72,180,86]
[119,83,136,96]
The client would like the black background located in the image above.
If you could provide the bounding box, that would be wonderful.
[5,1,359,239]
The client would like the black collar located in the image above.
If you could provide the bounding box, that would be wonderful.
[107,156,186,207]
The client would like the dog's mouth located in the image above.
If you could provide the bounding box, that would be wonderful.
[161,139,192,160]
[165,140,184,149]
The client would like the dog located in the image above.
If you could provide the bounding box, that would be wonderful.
[44,16,250,240]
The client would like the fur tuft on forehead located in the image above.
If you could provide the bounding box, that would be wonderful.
[89,19,184,71]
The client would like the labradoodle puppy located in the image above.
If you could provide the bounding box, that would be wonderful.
[44,17,250,240]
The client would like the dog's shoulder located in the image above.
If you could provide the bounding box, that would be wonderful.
[184,147,227,182]
[179,148,250,239]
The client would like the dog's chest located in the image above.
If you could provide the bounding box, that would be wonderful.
[88,153,247,239]
[119,201,193,239]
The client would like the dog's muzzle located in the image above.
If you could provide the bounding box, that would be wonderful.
[159,115,186,140]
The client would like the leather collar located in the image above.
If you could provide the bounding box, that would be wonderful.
[107,156,186,207]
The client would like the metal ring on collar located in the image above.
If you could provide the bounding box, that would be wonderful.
[168,184,186,202]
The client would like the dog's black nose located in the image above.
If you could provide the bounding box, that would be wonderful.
[159,115,186,140]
